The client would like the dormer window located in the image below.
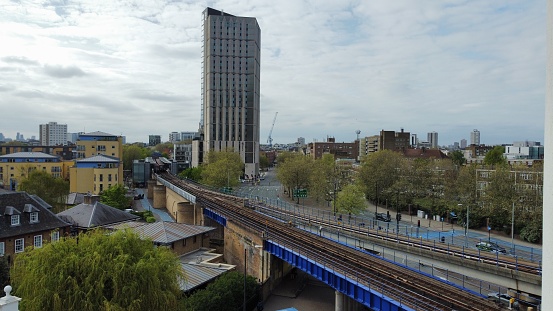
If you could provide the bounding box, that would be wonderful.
[11,215,20,226]
[30,212,38,223]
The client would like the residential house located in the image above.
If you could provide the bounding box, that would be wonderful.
[0,192,71,263]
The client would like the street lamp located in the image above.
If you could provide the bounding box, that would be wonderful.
[244,248,247,311]
[459,203,469,246]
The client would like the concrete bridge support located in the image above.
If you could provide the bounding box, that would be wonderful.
[152,185,166,209]
[146,180,156,199]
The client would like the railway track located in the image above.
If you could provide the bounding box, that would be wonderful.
[256,203,541,275]
[158,173,503,310]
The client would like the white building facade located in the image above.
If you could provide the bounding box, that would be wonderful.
[39,122,67,146]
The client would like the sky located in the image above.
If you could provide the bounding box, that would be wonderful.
[0,0,546,146]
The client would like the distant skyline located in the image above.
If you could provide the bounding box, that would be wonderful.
[0,1,546,146]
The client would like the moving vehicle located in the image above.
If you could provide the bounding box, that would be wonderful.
[487,292,519,310]
[375,212,391,222]
[476,242,507,254]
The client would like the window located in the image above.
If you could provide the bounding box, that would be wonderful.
[34,235,42,248]
[15,238,24,253]
[0,242,4,256]
[51,231,60,242]
[30,212,38,223]
[99,174,103,182]
[11,215,20,226]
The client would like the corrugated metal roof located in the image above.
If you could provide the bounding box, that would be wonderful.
[76,155,120,163]
[178,248,235,292]
[0,152,58,159]
[107,221,215,244]
[179,263,230,291]
[81,131,116,137]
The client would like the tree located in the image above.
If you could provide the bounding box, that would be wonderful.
[18,170,69,213]
[259,154,270,171]
[358,150,404,205]
[335,184,366,215]
[484,146,506,166]
[178,167,203,182]
[201,150,244,188]
[100,184,130,210]
[450,150,466,167]
[0,256,9,289]
[309,154,336,204]
[276,154,313,203]
[122,144,151,170]
[182,271,258,311]
[11,229,184,311]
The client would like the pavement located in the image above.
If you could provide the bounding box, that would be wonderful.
[240,169,541,261]
[132,188,174,222]
[262,271,335,311]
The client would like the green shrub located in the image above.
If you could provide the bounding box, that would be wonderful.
[146,216,156,223]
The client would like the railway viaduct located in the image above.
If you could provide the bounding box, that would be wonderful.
[146,176,540,310]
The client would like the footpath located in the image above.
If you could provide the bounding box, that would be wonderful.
[278,193,542,259]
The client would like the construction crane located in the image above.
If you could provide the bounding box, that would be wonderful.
[267,112,278,148]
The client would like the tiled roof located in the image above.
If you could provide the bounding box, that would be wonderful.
[0,192,71,239]
[107,221,215,244]
[57,201,139,229]
[65,193,86,205]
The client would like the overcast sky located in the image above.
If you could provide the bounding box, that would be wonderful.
[0,0,546,146]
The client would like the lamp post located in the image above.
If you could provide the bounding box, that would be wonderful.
[375,182,378,217]
[243,248,247,311]
[511,201,515,252]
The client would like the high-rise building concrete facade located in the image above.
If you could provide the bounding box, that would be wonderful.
[199,7,261,178]
[470,129,480,145]
[427,131,438,149]
[460,139,467,149]
[39,122,67,146]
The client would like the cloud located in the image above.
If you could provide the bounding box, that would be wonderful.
[1,56,39,66]
[43,64,86,78]
[0,0,545,146]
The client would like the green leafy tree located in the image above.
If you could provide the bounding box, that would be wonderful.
[100,184,130,210]
[358,150,404,205]
[0,257,9,288]
[259,154,270,171]
[481,166,516,230]
[11,229,184,311]
[18,170,69,213]
[201,150,244,188]
[483,146,506,166]
[335,184,366,215]
[182,271,258,311]
[276,153,313,203]
[450,150,466,167]
[178,167,203,182]
[309,154,336,204]
[153,142,174,154]
[122,144,151,170]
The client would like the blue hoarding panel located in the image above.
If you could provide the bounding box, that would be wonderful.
[265,240,414,311]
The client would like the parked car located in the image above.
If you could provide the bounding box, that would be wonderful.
[375,212,391,222]
[476,242,507,254]
[487,292,519,310]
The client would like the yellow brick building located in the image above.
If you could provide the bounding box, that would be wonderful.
[69,155,123,194]
[74,131,123,160]
[0,152,71,191]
